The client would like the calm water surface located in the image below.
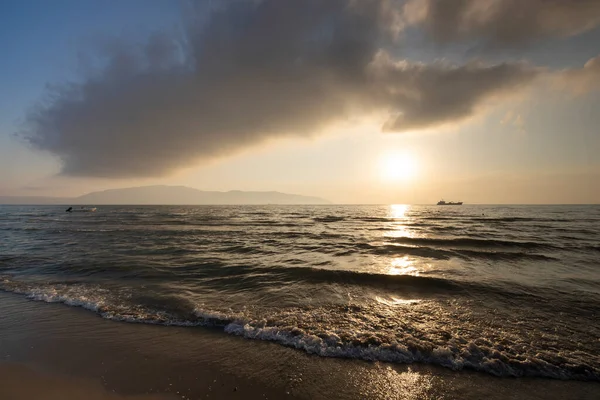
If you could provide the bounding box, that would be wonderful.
[1,205,599,380]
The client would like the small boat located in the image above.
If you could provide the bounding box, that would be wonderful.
[437,200,463,205]
[66,207,97,212]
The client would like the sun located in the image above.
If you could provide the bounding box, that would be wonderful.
[379,153,418,182]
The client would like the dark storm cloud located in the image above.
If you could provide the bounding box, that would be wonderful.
[369,52,539,131]
[403,0,600,47]
[21,0,539,178]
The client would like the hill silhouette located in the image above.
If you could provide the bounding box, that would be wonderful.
[0,185,330,205]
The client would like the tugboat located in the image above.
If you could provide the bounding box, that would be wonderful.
[437,199,463,205]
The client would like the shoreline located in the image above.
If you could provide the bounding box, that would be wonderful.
[1,291,598,399]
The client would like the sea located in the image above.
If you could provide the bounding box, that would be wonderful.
[1,204,599,382]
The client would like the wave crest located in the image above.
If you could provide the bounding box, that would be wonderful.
[1,278,598,382]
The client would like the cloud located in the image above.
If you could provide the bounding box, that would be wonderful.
[20,0,540,178]
[556,54,600,93]
[369,53,538,131]
[403,0,600,47]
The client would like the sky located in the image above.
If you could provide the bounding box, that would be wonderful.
[1,0,599,204]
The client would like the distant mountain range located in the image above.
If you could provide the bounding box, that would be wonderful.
[0,185,330,205]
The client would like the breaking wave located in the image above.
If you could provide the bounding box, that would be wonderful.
[1,278,598,381]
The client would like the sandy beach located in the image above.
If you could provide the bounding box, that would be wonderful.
[0,363,174,400]
[1,291,598,400]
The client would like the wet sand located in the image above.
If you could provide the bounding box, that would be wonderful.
[0,292,598,400]
[0,363,174,400]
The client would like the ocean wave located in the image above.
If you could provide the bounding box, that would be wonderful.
[121,264,466,295]
[0,279,597,381]
[360,243,557,262]
[355,217,390,222]
[386,236,556,250]
[452,249,557,261]
[220,244,276,255]
[313,216,345,223]
[272,231,346,240]
[223,322,597,381]
[264,266,462,292]
[469,217,540,222]
[221,266,589,308]
[362,243,454,260]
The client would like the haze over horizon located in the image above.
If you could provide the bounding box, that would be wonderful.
[1,0,599,204]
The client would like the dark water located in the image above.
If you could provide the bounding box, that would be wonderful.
[1,205,599,381]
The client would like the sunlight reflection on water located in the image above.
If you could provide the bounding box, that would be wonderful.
[383,204,419,239]
[389,204,409,219]
[350,365,435,400]
[374,296,422,306]
[389,256,420,276]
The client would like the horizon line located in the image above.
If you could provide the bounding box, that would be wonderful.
[1,203,598,206]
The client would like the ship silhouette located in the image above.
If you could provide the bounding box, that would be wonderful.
[437,199,463,205]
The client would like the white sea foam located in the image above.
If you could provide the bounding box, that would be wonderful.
[0,277,597,381]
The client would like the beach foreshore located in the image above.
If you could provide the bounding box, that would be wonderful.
[0,291,597,400]
[0,363,174,400]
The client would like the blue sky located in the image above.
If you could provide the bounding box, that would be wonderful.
[1,0,599,203]
[0,0,181,188]
[0,0,180,127]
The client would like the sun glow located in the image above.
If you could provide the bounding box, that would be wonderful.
[379,153,418,182]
